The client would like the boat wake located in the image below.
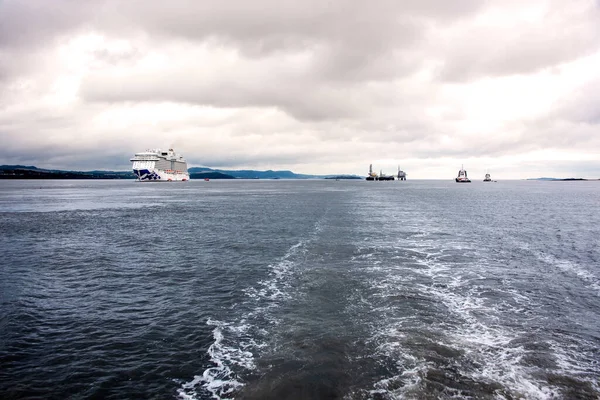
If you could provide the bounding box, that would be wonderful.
[352,231,600,399]
[178,207,600,399]
[178,218,326,399]
[178,320,255,399]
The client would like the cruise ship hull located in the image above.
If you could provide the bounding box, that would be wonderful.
[133,168,189,182]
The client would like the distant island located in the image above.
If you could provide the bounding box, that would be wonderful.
[189,171,235,180]
[0,165,361,180]
[526,177,597,181]
[0,165,136,179]
[187,167,360,180]
[324,175,362,180]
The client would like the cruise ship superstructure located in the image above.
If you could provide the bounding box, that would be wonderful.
[130,149,190,181]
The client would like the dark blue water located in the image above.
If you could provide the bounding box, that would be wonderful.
[1,179,599,399]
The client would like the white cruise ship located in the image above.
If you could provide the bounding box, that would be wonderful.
[130,149,190,181]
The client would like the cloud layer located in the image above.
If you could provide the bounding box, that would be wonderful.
[1,0,599,178]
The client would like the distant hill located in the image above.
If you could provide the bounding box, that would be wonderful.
[188,167,320,179]
[189,171,235,179]
[188,167,361,179]
[0,165,39,171]
[324,175,362,180]
[0,165,361,180]
[526,177,593,181]
[0,165,135,179]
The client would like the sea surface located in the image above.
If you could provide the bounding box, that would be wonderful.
[1,179,599,400]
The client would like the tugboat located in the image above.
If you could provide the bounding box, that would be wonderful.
[484,172,492,182]
[455,165,471,183]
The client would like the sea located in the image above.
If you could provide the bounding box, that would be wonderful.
[1,179,599,400]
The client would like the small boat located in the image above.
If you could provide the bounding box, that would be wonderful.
[484,172,492,182]
[455,165,471,183]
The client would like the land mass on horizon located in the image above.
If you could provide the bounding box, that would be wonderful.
[0,165,361,180]
[526,177,596,181]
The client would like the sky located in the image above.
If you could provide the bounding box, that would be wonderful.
[1,0,599,179]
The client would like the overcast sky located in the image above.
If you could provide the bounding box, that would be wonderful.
[1,0,599,178]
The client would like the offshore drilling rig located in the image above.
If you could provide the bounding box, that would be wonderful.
[365,164,399,181]
[397,166,407,181]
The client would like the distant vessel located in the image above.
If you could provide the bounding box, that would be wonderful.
[130,149,190,182]
[366,164,394,181]
[484,172,492,182]
[366,164,377,181]
[378,169,395,181]
[397,166,407,181]
[455,165,471,183]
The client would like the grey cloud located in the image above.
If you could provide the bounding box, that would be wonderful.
[0,0,481,47]
[81,69,367,121]
[0,147,133,171]
[95,0,480,82]
[98,0,482,45]
[0,48,50,86]
[0,0,482,83]
[0,0,96,49]
[552,79,600,125]
[437,4,600,81]
[90,47,143,67]
[2,0,595,85]
[190,149,330,170]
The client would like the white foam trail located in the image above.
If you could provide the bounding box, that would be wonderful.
[180,218,326,399]
[426,272,565,399]
[250,240,306,300]
[370,363,428,399]
[178,320,255,400]
[360,233,572,399]
[536,253,600,296]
